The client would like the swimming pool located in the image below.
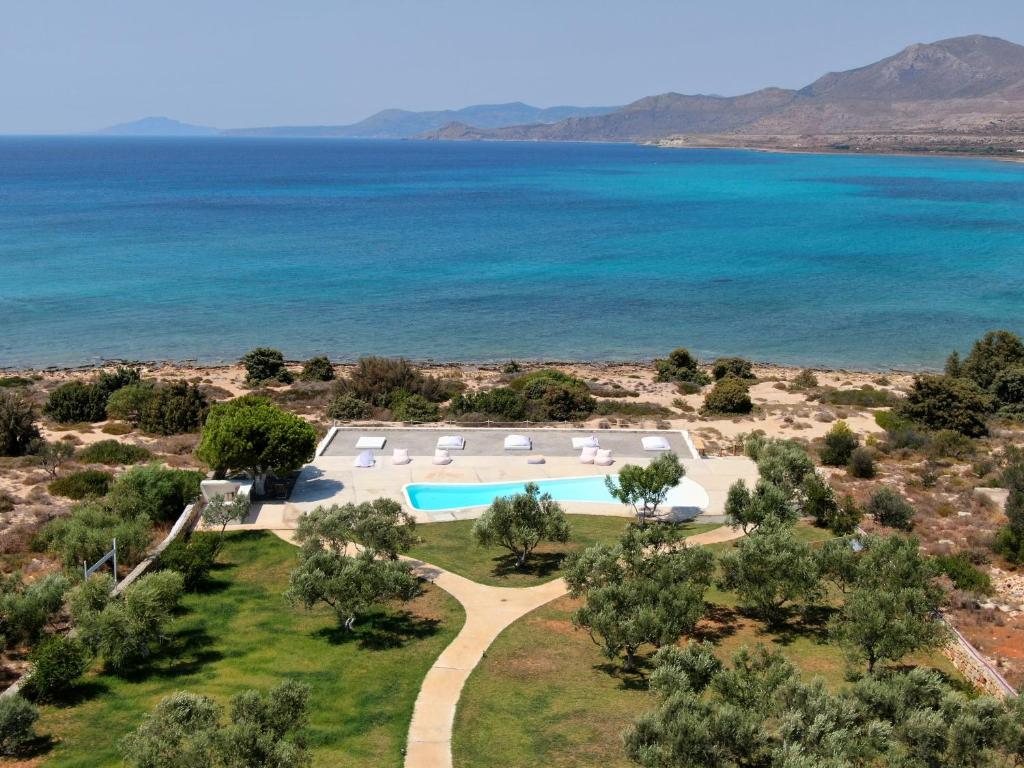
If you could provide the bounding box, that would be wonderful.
[403,475,709,512]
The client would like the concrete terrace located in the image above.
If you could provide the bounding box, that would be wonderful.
[238,426,758,528]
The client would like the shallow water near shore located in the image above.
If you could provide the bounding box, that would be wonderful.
[0,137,1022,369]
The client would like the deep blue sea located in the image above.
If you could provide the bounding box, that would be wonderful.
[1,137,1022,370]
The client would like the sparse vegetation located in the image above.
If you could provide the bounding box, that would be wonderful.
[700,376,752,415]
[299,354,335,382]
[77,439,152,465]
[48,468,113,499]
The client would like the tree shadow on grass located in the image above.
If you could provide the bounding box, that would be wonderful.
[693,603,741,644]
[117,626,223,683]
[760,604,834,647]
[489,551,565,580]
[42,679,111,708]
[10,733,56,760]
[594,654,655,691]
[314,609,442,650]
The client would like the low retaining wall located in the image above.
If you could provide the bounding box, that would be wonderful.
[941,617,1018,698]
[1,499,204,699]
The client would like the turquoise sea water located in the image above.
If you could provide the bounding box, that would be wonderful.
[0,137,1022,369]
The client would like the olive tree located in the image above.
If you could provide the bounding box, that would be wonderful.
[564,525,714,671]
[605,452,685,524]
[196,396,317,495]
[285,500,419,629]
[724,479,797,534]
[471,483,570,568]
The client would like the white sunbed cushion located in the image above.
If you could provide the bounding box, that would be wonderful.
[504,434,532,450]
[432,449,452,465]
[356,436,386,449]
[641,436,672,451]
[353,450,375,468]
[392,449,410,465]
[437,435,465,450]
[572,436,600,449]
[580,446,598,464]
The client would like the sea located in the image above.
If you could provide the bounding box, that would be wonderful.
[1,137,1022,370]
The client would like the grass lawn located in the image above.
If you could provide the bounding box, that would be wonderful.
[34,531,465,768]
[452,551,963,768]
[408,516,721,587]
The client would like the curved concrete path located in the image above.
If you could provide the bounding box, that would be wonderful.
[269,524,744,768]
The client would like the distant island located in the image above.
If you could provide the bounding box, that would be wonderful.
[94,35,1024,155]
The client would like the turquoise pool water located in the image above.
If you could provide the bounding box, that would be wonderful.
[405,476,619,511]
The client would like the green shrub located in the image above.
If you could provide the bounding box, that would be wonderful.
[711,357,755,381]
[39,501,153,570]
[993,365,1024,406]
[106,464,203,523]
[48,469,113,500]
[241,347,293,386]
[505,371,596,421]
[105,383,156,424]
[819,420,859,466]
[0,376,33,388]
[0,390,40,457]
[449,388,527,421]
[933,553,992,594]
[326,394,373,420]
[299,355,335,382]
[962,330,1024,390]
[802,473,838,529]
[700,377,752,415]
[95,367,141,397]
[791,369,818,389]
[675,381,704,395]
[830,494,863,535]
[0,695,38,755]
[898,374,994,437]
[819,385,898,408]
[44,381,107,423]
[158,532,219,591]
[501,360,522,374]
[138,382,208,435]
[847,447,876,478]
[334,356,450,406]
[926,429,976,460]
[867,486,915,530]
[594,400,672,418]
[654,348,710,385]
[25,635,90,702]
[388,392,440,422]
[0,573,69,652]
[77,440,152,466]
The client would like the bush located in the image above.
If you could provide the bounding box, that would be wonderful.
[654,348,710,385]
[830,494,863,535]
[105,383,156,425]
[0,376,34,388]
[326,394,373,420]
[711,357,755,381]
[95,367,141,397]
[39,501,153,570]
[818,385,897,408]
[847,446,876,478]
[934,553,992,594]
[700,377,752,415]
[44,381,107,423]
[993,365,1024,406]
[77,439,152,466]
[48,469,113,500]
[106,464,203,523]
[962,330,1024,390]
[299,355,335,382]
[138,382,208,435]
[25,635,90,701]
[867,486,915,530]
[791,369,818,389]
[926,429,976,460]
[505,371,596,421]
[0,390,40,457]
[388,392,440,422]
[241,347,293,386]
[335,356,449,406]
[0,695,38,756]
[0,573,69,652]
[819,420,859,466]
[501,360,522,374]
[898,374,994,437]
[449,387,527,421]
[158,532,219,591]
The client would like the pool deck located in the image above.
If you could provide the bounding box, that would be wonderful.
[233,426,758,529]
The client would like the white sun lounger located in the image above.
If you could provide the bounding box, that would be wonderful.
[504,434,532,451]
[641,436,672,451]
[356,436,387,450]
[594,448,614,466]
[572,436,600,449]
[436,435,465,450]
[391,448,411,465]
[580,446,598,464]
[432,449,452,465]
[353,450,375,468]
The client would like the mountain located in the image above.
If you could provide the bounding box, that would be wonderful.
[95,116,219,137]
[224,102,618,139]
[422,35,1024,151]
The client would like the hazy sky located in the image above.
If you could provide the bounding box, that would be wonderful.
[2,0,1023,133]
